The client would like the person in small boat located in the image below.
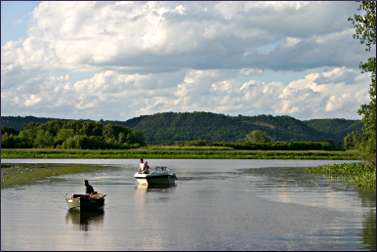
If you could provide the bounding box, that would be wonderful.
[144,161,150,174]
[85,180,95,194]
[138,158,150,174]
[138,158,145,173]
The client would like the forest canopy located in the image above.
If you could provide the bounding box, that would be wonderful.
[1,120,145,149]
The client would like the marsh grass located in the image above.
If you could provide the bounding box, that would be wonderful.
[305,162,376,191]
[1,163,107,188]
[2,148,358,160]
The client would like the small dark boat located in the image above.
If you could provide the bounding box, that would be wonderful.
[65,193,106,211]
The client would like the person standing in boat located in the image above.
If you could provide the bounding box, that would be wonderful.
[85,179,95,194]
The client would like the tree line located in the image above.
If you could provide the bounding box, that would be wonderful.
[1,120,145,149]
[175,130,338,150]
[2,113,362,146]
[1,120,340,150]
[123,112,361,145]
[348,1,376,166]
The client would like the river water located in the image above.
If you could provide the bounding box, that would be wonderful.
[1,159,375,251]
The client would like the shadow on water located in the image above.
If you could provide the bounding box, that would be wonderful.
[357,191,376,250]
[65,209,104,232]
[357,190,376,208]
[361,209,376,250]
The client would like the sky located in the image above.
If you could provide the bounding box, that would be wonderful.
[1,1,374,121]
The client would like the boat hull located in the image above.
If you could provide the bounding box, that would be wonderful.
[135,174,176,187]
[66,193,105,211]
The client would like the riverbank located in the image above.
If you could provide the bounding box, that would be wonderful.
[1,147,359,160]
[1,163,108,188]
[305,162,376,191]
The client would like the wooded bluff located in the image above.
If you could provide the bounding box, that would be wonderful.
[1,112,361,148]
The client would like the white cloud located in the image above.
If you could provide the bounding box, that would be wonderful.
[24,94,42,107]
[325,95,346,112]
[211,80,234,92]
[1,65,370,120]
[276,67,370,118]
[275,100,299,114]
[1,1,372,120]
[284,37,301,47]
[2,1,371,73]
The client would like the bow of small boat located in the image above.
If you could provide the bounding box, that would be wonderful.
[65,194,81,210]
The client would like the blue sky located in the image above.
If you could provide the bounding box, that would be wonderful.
[1,1,373,120]
[1,1,39,45]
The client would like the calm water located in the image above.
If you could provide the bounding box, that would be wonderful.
[1,159,375,251]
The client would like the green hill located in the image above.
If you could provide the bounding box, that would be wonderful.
[304,119,362,140]
[1,116,53,130]
[1,112,362,145]
[121,112,361,144]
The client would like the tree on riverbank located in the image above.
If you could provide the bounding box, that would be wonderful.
[1,120,145,149]
[349,1,376,165]
[245,130,271,144]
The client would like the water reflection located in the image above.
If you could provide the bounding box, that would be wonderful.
[357,190,376,208]
[134,183,177,205]
[244,166,376,250]
[357,191,376,250]
[65,210,104,232]
[361,210,376,250]
[135,182,177,191]
[134,184,177,208]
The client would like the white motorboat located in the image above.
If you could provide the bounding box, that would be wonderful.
[134,166,177,187]
[65,192,106,211]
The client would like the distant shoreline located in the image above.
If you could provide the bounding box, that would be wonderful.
[1,147,359,160]
[1,163,109,188]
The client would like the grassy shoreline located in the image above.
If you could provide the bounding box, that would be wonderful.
[305,162,376,191]
[1,163,108,188]
[1,148,359,160]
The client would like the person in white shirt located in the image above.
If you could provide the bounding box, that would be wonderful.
[138,158,145,173]
[138,158,150,174]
